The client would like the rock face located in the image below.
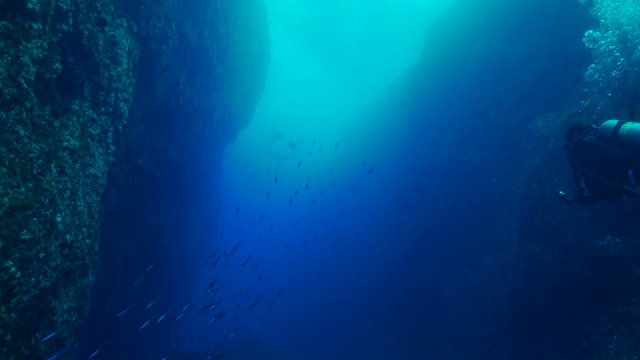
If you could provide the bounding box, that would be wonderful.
[87,0,269,355]
[0,0,268,358]
[509,1,640,358]
[381,0,593,358]
[395,0,640,358]
[0,1,137,358]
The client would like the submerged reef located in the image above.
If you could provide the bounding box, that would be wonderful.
[390,0,640,358]
[0,1,137,358]
[509,0,640,359]
[568,2,640,357]
[0,0,268,358]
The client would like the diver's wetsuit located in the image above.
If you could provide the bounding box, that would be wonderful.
[566,130,640,204]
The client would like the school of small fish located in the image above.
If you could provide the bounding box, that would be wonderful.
[40,134,377,359]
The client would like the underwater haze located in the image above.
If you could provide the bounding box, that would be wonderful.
[207,0,456,358]
[81,0,615,359]
[9,0,640,358]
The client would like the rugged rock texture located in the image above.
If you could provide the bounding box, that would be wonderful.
[401,0,640,358]
[0,0,268,358]
[509,1,640,358]
[85,0,269,355]
[0,1,137,358]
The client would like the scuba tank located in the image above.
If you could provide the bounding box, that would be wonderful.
[597,120,640,151]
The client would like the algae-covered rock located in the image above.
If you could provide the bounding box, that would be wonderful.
[0,0,268,357]
[0,1,137,358]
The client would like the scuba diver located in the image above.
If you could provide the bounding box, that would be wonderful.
[561,113,640,205]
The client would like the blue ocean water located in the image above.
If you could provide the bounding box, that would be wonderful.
[72,0,640,359]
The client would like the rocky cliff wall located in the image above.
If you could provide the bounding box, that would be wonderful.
[383,0,593,358]
[0,0,268,358]
[86,0,269,354]
[397,0,640,358]
[510,1,640,358]
[0,1,137,358]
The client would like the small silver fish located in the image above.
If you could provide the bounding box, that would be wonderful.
[116,305,134,318]
[139,319,151,330]
[46,348,67,360]
[40,331,57,343]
